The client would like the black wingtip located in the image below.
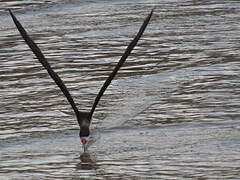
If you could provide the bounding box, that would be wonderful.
[146,8,154,24]
[9,9,20,29]
[148,8,155,21]
[9,9,15,19]
[9,9,13,17]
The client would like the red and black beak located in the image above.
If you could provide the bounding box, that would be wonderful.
[81,137,88,152]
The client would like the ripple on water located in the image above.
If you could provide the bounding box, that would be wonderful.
[0,0,240,179]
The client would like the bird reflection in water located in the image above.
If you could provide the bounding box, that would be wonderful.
[76,152,97,170]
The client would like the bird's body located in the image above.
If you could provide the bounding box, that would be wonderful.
[78,112,91,137]
[9,9,154,151]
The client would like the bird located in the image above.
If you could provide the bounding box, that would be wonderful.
[9,8,154,151]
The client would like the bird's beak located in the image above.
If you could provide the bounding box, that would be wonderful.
[83,144,86,152]
[81,137,88,152]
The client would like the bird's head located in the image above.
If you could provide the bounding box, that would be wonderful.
[80,136,89,152]
[79,126,90,152]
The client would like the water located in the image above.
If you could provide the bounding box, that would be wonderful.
[0,0,240,179]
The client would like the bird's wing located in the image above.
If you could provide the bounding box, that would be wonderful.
[9,10,82,125]
[89,9,154,119]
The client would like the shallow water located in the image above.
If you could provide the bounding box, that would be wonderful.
[0,0,240,179]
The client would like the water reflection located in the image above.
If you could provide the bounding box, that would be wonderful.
[77,152,97,171]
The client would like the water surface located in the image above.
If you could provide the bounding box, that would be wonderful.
[0,0,240,179]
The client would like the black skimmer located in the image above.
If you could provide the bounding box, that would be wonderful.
[9,9,154,151]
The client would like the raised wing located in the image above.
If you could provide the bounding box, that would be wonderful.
[9,10,81,125]
[89,9,154,119]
